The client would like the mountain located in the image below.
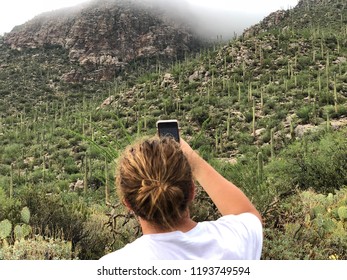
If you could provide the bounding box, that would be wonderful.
[245,0,347,36]
[3,0,206,81]
[0,0,346,260]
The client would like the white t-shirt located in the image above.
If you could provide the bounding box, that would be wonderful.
[100,213,263,260]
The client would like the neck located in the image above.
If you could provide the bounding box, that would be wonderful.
[139,214,197,235]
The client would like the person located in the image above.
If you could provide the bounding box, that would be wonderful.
[101,135,263,260]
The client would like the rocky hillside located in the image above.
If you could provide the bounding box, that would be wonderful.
[244,0,346,36]
[4,0,206,81]
[0,0,347,260]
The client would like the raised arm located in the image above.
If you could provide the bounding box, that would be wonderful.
[180,138,262,223]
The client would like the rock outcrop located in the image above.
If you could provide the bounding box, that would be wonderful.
[4,0,206,81]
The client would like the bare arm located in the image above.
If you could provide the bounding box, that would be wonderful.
[181,138,262,223]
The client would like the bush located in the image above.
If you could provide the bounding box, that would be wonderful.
[209,158,275,216]
[296,105,314,124]
[190,106,210,125]
[262,187,347,260]
[0,235,76,260]
[76,212,115,260]
[266,129,347,193]
[17,186,88,257]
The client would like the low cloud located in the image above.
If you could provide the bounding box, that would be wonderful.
[2,0,294,39]
[132,0,285,40]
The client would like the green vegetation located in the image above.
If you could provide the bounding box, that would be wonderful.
[0,0,346,259]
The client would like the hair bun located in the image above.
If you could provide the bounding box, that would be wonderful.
[141,179,165,192]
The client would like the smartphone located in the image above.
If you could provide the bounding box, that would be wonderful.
[156,120,180,142]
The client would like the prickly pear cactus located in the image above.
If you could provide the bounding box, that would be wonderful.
[337,206,347,222]
[0,219,12,240]
[13,224,32,241]
[20,207,31,224]
[14,225,23,241]
[22,224,32,238]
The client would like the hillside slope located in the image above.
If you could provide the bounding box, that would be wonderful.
[0,0,346,260]
[3,0,206,81]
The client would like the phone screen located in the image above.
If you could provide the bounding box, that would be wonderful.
[157,120,180,142]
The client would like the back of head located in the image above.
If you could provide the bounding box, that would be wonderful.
[116,137,193,230]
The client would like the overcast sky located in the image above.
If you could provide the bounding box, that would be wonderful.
[0,0,299,36]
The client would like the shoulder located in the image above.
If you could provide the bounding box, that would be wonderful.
[219,212,262,227]
[100,236,157,261]
[203,213,263,246]
[207,213,263,259]
[216,213,263,235]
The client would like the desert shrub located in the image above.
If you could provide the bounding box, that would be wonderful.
[0,164,11,176]
[1,144,23,164]
[208,157,276,216]
[101,204,142,257]
[0,187,22,223]
[0,235,76,260]
[0,202,76,260]
[17,186,88,256]
[330,105,347,119]
[262,187,347,260]
[296,105,314,124]
[63,157,80,174]
[190,184,219,223]
[76,211,115,260]
[266,129,347,193]
[190,105,210,125]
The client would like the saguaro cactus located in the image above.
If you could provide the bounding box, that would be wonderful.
[270,128,275,158]
[333,74,338,113]
[257,152,264,183]
[326,113,331,131]
[10,163,14,199]
[238,83,241,102]
[226,110,231,138]
[252,98,256,137]
[84,153,88,194]
[105,157,110,204]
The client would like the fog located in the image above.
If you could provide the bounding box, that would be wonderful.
[0,0,299,38]
[137,0,299,40]
[140,0,272,40]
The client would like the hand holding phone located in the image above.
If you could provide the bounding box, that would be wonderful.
[156,120,180,142]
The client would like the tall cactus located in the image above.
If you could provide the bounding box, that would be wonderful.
[252,98,256,137]
[325,51,330,90]
[105,157,110,204]
[290,120,295,140]
[238,83,241,102]
[215,129,219,152]
[10,163,14,199]
[248,82,253,102]
[42,154,46,187]
[226,110,231,138]
[270,128,275,158]
[333,74,338,113]
[257,152,264,183]
[84,153,88,194]
[260,89,264,111]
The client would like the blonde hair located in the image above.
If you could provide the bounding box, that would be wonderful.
[116,136,193,230]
